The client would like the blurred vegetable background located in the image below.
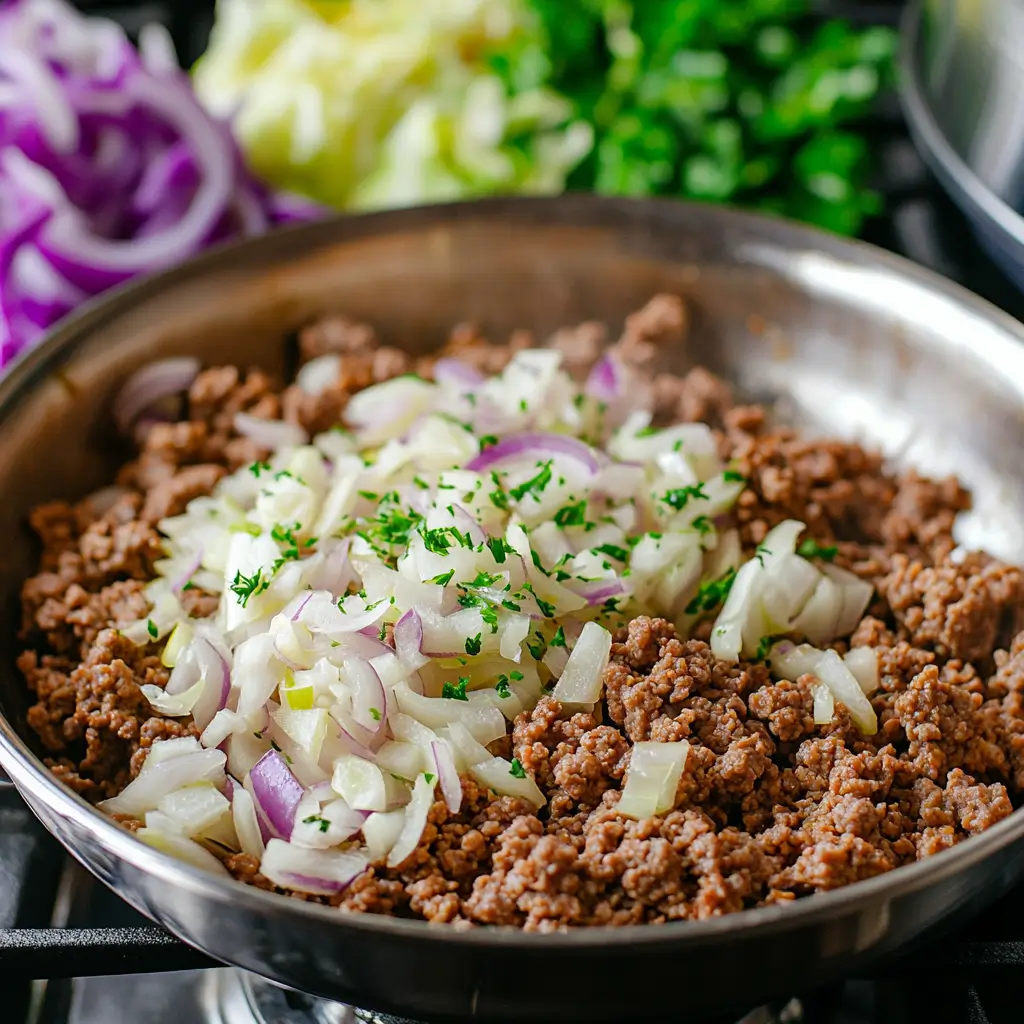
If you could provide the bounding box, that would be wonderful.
[0,0,897,366]
[196,0,896,235]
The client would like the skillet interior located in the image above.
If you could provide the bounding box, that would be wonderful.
[3,196,1024,1021]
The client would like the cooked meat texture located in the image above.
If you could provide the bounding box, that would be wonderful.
[18,295,1024,928]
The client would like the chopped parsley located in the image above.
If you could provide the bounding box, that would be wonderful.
[684,567,737,615]
[146,619,158,639]
[510,670,523,681]
[487,536,514,563]
[509,758,527,779]
[424,772,436,783]
[501,598,522,612]
[723,469,746,484]
[378,623,388,642]
[441,678,469,701]
[302,814,331,834]
[270,521,304,566]
[230,568,269,608]
[421,527,454,555]
[635,425,659,437]
[495,676,512,699]
[358,490,379,501]
[412,476,430,490]
[797,538,839,562]
[755,635,785,661]
[248,460,272,477]
[523,583,555,618]
[509,460,553,502]
[549,626,567,648]
[465,633,483,656]
[755,544,772,568]
[554,501,587,527]
[691,515,713,536]
[479,435,499,450]
[595,543,629,563]
[369,707,382,722]
[429,569,456,586]
[527,633,545,660]
[661,482,709,511]
[465,570,501,588]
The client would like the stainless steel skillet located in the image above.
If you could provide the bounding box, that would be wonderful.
[2,196,1024,1022]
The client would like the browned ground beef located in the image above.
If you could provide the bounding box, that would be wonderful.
[17,295,1024,930]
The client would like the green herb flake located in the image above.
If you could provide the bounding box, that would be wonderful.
[755,635,785,662]
[495,676,512,699]
[554,501,587,527]
[509,758,527,779]
[424,772,436,783]
[797,538,839,562]
[661,482,709,511]
[549,626,567,648]
[465,633,483,656]
[358,490,379,502]
[430,569,456,586]
[510,670,523,681]
[230,568,269,608]
[369,707,382,722]
[146,619,158,639]
[723,469,746,484]
[441,678,469,701]
[248,460,272,478]
[479,435,499,450]
[595,543,629,563]
[691,515,713,536]
[509,460,553,503]
[684,567,738,616]
[635,425,659,437]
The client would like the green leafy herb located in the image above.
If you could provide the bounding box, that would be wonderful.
[358,490,379,501]
[509,460,553,502]
[595,543,629,563]
[723,469,746,484]
[466,570,502,588]
[465,633,483,656]
[549,625,567,648]
[487,536,513,562]
[797,538,839,561]
[424,772,436,783]
[230,568,269,608]
[369,707,382,722]
[509,758,527,779]
[441,678,469,701]
[248,461,272,478]
[661,483,709,511]
[691,515,713,536]
[554,500,587,527]
[146,619,158,639]
[510,671,523,681]
[755,634,785,661]
[430,569,456,586]
[684,567,737,615]
[479,434,499,450]
[496,676,512,699]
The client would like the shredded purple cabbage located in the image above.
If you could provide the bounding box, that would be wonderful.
[0,0,323,366]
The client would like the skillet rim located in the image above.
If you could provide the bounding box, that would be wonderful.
[3,193,1024,951]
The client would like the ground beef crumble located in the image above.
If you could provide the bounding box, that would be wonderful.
[17,295,1024,929]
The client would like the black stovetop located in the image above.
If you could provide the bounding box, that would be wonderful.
[3,2,1024,1023]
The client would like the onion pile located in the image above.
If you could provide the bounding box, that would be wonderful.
[100,346,878,890]
[0,0,321,365]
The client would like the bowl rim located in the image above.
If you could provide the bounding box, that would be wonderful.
[3,193,1024,950]
[898,0,1024,256]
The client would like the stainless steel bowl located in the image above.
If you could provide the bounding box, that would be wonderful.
[4,197,1024,1021]
[900,0,1024,288]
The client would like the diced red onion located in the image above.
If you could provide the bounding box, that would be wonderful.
[566,576,632,606]
[170,550,203,597]
[112,357,199,433]
[248,750,304,842]
[584,352,621,402]
[190,637,231,731]
[233,412,307,450]
[431,740,461,814]
[466,432,600,477]
[259,839,368,896]
[346,658,387,735]
[433,357,484,392]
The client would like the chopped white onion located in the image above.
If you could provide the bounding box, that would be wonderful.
[259,838,368,895]
[616,741,689,820]
[844,646,879,695]
[551,621,612,706]
[386,773,437,868]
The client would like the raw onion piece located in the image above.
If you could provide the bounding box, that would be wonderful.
[466,431,600,478]
[551,621,612,706]
[99,748,227,818]
[386,773,436,868]
[769,641,877,735]
[431,739,461,814]
[296,354,341,395]
[468,757,546,808]
[112,357,199,433]
[290,795,367,850]
[259,838,368,895]
[844,646,879,695]
[331,755,388,812]
[393,683,507,745]
[362,808,406,863]
[137,828,230,876]
[616,741,690,820]
[234,412,307,450]
[157,784,230,838]
[248,749,305,840]
[231,784,265,858]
